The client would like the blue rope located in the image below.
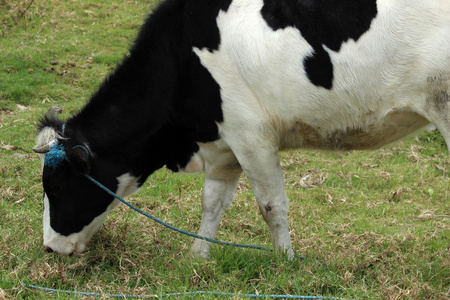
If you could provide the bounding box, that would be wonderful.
[160,291,347,299]
[84,174,274,252]
[72,145,90,157]
[1,280,350,299]
[44,143,66,169]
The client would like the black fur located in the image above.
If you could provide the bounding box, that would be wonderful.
[261,0,378,89]
[38,115,65,135]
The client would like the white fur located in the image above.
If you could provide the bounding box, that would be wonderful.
[195,0,449,144]
[115,173,140,198]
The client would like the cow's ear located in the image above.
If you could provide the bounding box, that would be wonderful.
[67,145,91,174]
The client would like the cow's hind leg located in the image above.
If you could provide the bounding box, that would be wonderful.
[189,144,242,259]
[417,73,450,151]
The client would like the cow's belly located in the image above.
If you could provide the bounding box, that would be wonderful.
[278,111,430,151]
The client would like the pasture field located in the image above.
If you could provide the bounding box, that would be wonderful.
[1,0,449,299]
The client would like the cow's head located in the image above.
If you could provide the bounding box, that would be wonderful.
[34,117,137,255]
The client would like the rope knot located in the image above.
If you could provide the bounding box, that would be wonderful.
[44,142,67,169]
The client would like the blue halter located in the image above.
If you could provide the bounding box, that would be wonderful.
[44,124,89,169]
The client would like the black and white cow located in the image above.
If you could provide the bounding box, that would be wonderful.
[35,0,449,257]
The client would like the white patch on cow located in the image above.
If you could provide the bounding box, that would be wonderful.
[116,173,140,197]
[197,140,241,179]
[95,173,140,220]
[43,173,140,254]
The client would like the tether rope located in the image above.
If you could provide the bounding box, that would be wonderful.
[84,174,277,253]
[1,280,350,299]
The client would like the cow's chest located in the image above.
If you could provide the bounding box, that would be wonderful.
[278,111,430,151]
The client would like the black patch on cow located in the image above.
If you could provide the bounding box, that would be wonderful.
[261,0,378,89]
[184,0,232,52]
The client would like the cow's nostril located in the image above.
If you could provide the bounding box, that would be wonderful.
[44,246,54,253]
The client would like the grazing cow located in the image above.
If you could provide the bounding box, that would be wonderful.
[34,0,449,257]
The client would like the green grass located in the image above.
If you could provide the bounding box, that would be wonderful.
[1,1,449,299]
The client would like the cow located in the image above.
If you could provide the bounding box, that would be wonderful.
[34,0,449,258]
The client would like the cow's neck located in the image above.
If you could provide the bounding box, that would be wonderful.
[68,55,176,149]
[64,1,224,178]
[65,64,178,179]
[65,54,205,179]
[65,12,185,171]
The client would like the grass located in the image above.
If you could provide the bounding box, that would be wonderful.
[1,0,449,299]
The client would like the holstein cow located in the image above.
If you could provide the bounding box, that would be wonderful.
[34,0,449,257]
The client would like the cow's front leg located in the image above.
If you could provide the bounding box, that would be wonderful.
[253,161,293,258]
[189,175,241,258]
[189,145,242,259]
[230,143,294,258]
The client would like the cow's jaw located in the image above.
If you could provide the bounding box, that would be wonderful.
[43,194,109,255]
[42,173,139,255]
